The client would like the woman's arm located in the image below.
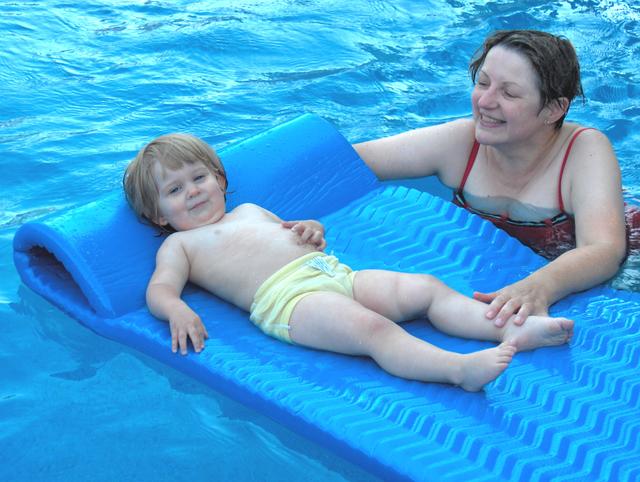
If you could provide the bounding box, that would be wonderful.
[353,119,476,186]
[475,129,627,326]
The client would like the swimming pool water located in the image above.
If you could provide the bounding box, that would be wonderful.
[2,1,639,480]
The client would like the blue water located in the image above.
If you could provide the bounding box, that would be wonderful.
[2,1,639,480]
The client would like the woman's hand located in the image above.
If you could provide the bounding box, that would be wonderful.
[473,277,550,327]
[282,220,327,250]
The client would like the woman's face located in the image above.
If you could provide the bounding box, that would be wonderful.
[471,45,549,146]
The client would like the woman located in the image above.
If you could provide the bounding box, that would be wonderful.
[354,30,628,327]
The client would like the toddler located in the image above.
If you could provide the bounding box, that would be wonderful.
[123,133,574,392]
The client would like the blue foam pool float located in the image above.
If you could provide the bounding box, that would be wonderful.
[13,114,640,481]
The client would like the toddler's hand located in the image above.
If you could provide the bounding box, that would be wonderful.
[169,305,209,355]
[282,220,327,250]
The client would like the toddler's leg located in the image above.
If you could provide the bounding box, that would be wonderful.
[352,270,573,351]
[289,292,515,392]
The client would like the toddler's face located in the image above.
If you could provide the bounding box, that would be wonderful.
[152,161,226,231]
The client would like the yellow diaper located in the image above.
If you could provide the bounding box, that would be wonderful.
[249,252,356,343]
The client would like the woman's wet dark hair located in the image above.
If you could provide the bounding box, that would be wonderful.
[469,30,584,128]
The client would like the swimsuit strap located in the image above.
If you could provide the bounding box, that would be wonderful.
[456,140,481,204]
[557,127,595,212]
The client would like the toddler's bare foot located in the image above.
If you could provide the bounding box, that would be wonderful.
[503,316,574,352]
[457,342,516,392]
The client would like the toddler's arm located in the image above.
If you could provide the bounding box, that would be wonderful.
[146,236,209,355]
[252,204,326,250]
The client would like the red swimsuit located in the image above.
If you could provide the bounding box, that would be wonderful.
[453,129,640,260]
[453,128,613,260]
